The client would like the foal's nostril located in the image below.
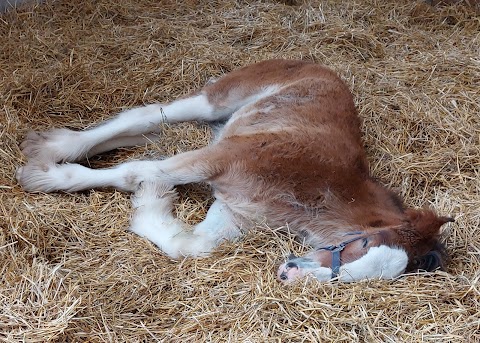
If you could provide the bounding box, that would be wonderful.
[286,262,298,269]
[280,272,288,281]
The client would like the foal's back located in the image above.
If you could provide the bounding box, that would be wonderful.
[201,60,372,238]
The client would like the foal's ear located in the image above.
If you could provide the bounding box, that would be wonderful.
[405,208,454,237]
[439,216,455,224]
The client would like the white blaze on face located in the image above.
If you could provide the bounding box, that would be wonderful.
[277,257,333,283]
[277,245,408,284]
[337,246,408,282]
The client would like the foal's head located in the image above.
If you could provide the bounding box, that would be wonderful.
[277,208,454,283]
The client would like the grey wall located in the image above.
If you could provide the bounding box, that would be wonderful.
[0,0,41,12]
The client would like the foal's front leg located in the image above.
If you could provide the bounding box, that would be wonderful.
[130,181,242,258]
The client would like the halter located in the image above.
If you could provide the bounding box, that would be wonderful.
[316,231,365,278]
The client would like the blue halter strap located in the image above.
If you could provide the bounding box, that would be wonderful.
[316,232,365,278]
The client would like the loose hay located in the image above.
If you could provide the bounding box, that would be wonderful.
[1,0,479,341]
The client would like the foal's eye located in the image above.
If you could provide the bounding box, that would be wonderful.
[286,262,298,269]
[362,238,369,248]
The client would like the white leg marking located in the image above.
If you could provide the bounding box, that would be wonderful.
[17,145,214,193]
[20,128,86,163]
[338,246,408,282]
[20,94,221,163]
[16,162,129,193]
[130,181,241,258]
[193,199,242,242]
[87,133,161,157]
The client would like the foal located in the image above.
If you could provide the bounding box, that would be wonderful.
[17,59,452,283]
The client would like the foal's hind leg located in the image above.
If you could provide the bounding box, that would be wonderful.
[130,181,242,258]
[17,143,225,192]
[20,94,227,163]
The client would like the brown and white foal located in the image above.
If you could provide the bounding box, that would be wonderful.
[17,59,453,283]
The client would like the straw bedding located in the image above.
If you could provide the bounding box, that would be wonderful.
[1,0,479,341]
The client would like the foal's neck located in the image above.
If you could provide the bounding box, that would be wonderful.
[343,179,406,230]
